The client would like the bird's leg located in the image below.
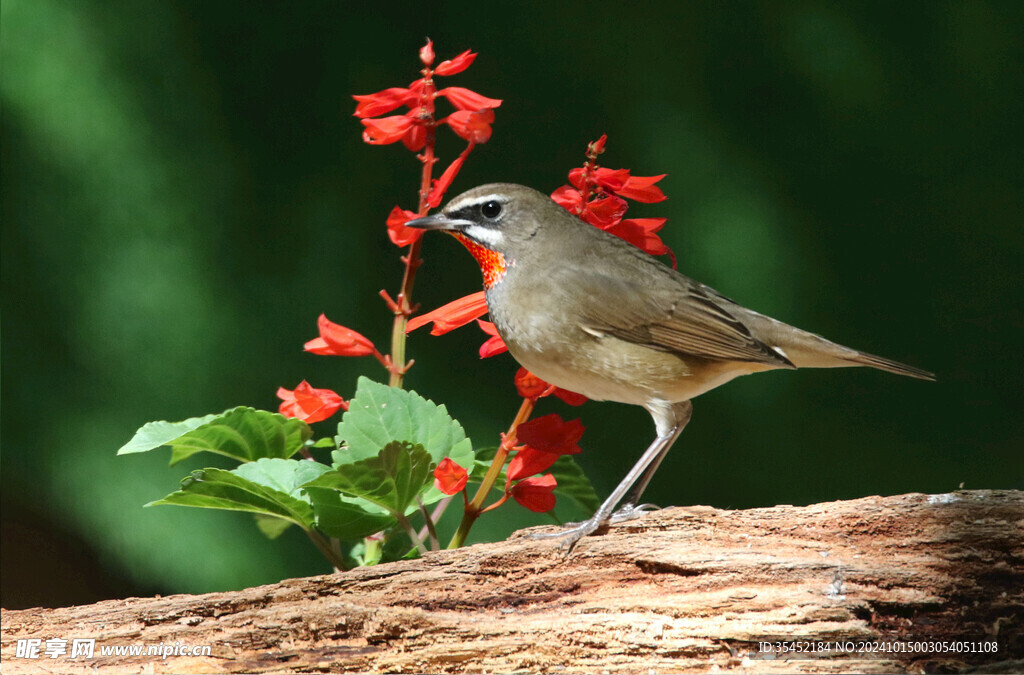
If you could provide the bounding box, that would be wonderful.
[611,400,693,522]
[529,400,693,553]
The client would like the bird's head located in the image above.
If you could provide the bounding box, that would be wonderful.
[407,183,563,288]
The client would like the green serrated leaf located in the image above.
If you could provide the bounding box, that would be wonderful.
[118,407,312,466]
[305,441,433,517]
[549,455,600,514]
[335,378,474,472]
[147,458,330,528]
[310,437,338,449]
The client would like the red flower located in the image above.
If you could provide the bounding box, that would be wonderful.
[510,474,557,513]
[434,50,476,76]
[361,114,416,146]
[569,167,667,204]
[605,218,669,255]
[514,368,548,399]
[353,88,417,118]
[553,388,588,407]
[476,319,508,358]
[434,457,469,495]
[550,184,583,213]
[385,206,422,247]
[507,447,559,483]
[419,39,435,67]
[427,144,473,209]
[437,87,503,112]
[614,174,668,203]
[444,109,496,144]
[581,195,629,228]
[407,291,488,335]
[353,44,500,151]
[514,368,587,406]
[551,137,675,265]
[277,381,346,423]
[304,314,377,357]
[516,414,584,455]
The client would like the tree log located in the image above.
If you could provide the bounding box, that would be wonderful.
[2,490,1022,674]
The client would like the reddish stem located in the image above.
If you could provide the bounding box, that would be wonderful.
[386,70,438,388]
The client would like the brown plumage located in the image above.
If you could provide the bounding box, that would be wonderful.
[408,183,934,550]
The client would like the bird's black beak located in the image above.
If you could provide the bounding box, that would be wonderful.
[405,214,474,232]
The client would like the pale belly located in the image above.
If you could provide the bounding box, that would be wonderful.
[506,331,769,407]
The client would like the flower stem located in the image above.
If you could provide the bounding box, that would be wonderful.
[396,512,429,556]
[305,528,349,572]
[447,396,535,549]
[387,110,436,389]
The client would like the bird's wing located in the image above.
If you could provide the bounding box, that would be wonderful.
[570,270,794,368]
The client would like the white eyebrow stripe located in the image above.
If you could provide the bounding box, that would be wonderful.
[464,224,504,247]
[453,194,505,210]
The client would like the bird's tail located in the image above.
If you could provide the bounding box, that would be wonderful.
[840,349,935,381]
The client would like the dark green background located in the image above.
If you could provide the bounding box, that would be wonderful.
[3,1,1022,609]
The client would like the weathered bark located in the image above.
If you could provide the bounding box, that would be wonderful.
[2,491,1022,674]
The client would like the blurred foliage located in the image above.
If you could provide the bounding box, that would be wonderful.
[2,0,1022,608]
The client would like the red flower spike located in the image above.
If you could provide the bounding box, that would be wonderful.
[507,447,560,484]
[438,87,503,112]
[277,381,346,423]
[407,291,488,335]
[516,414,584,455]
[386,206,423,247]
[510,474,557,513]
[361,115,415,145]
[444,109,495,144]
[353,88,415,118]
[419,39,435,67]
[305,314,376,356]
[434,50,476,76]
[434,457,468,495]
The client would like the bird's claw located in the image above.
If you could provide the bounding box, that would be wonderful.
[609,502,660,523]
[527,516,605,555]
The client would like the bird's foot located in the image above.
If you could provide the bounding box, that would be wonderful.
[609,502,659,523]
[527,515,607,554]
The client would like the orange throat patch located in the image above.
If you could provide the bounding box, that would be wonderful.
[450,232,508,289]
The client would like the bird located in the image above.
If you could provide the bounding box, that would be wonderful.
[407,183,934,550]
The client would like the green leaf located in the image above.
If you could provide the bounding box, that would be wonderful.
[549,455,600,514]
[306,441,433,517]
[117,412,222,454]
[147,458,331,528]
[304,488,396,541]
[335,377,473,471]
[118,407,312,466]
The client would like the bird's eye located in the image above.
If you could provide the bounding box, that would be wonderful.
[481,201,502,219]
